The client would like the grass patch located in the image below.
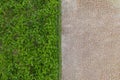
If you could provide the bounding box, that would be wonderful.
[0,0,61,80]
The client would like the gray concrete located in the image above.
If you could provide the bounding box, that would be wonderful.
[62,0,120,80]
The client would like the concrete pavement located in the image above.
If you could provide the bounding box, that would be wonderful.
[62,0,120,80]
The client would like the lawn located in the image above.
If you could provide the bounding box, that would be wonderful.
[0,0,61,80]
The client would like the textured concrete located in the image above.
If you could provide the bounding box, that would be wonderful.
[62,0,120,80]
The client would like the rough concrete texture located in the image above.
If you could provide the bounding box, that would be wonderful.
[62,0,120,80]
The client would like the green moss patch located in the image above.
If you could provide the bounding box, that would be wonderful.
[0,0,60,80]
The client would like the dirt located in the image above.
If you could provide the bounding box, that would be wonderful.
[62,0,120,80]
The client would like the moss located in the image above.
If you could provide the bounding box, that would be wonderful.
[0,0,60,80]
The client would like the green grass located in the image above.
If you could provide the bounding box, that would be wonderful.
[0,0,61,80]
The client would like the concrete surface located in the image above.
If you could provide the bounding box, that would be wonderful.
[62,0,120,80]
